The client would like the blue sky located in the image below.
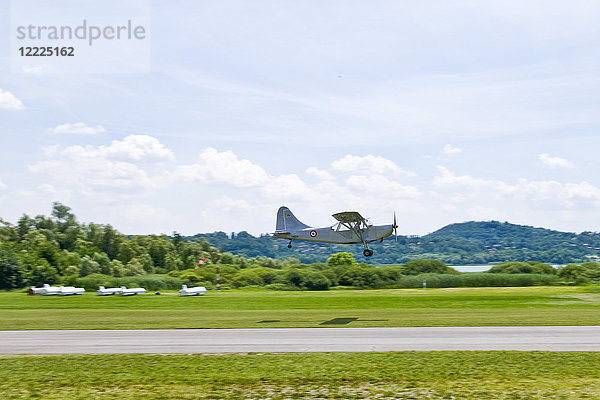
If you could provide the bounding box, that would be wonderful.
[1,0,600,236]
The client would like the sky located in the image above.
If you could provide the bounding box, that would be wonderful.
[1,0,600,236]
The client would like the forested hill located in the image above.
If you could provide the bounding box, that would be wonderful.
[190,221,600,265]
[426,221,575,242]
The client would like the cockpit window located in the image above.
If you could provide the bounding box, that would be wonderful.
[332,220,371,231]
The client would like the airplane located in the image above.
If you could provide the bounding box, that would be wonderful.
[179,284,207,296]
[28,285,46,295]
[273,206,398,257]
[39,284,60,295]
[97,286,123,295]
[35,284,85,295]
[57,286,85,295]
[120,286,146,296]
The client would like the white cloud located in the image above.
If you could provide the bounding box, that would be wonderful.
[306,167,334,181]
[52,122,106,135]
[465,206,503,221]
[175,148,269,187]
[103,135,175,162]
[174,148,315,202]
[0,178,7,190]
[120,204,171,224]
[37,184,57,195]
[28,135,173,196]
[518,179,600,206]
[345,174,421,199]
[39,135,174,163]
[0,89,24,110]
[170,148,419,230]
[22,66,44,75]
[443,144,462,154]
[263,174,312,199]
[539,153,575,169]
[433,166,600,210]
[200,197,252,222]
[433,166,515,194]
[331,154,414,176]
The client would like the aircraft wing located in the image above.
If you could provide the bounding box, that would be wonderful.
[332,211,365,223]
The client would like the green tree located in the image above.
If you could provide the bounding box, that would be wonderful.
[339,265,383,288]
[487,261,555,275]
[300,270,331,290]
[17,214,34,240]
[137,253,155,274]
[110,259,125,277]
[164,252,184,271]
[79,256,100,277]
[0,245,25,289]
[92,252,112,275]
[22,230,60,267]
[100,224,120,259]
[0,218,18,242]
[558,264,587,283]
[233,270,264,287]
[117,240,141,264]
[26,263,59,287]
[63,265,80,276]
[580,262,600,281]
[327,252,356,267]
[123,258,146,276]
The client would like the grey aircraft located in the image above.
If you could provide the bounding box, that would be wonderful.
[273,206,398,256]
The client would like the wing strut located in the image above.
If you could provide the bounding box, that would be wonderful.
[340,221,373,257]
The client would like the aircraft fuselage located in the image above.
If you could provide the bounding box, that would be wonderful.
[274,224,394,244]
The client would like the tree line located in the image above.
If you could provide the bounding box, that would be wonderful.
[1,203,599,291]
[191,220,600,265]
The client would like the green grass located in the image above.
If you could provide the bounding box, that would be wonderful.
[1,286,599,329]
[1,352,600,399]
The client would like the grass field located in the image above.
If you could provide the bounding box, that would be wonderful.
[1,286,599,330]
[1,352,600,399]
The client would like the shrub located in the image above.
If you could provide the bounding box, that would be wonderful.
[264,283,297,291]
[398,273,559,288]
[232,270,264,288]
[339,265,383,288]
[487,261,556,275]
[300,270,331,290]
[72,274,184,291]
[401,259,459,275]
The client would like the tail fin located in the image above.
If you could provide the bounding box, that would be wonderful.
[276,206,310,232]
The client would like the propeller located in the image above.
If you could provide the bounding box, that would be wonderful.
[393,212,398,241]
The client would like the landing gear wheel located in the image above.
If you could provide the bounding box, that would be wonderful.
[287,241,292,249]
[363,249,373,257]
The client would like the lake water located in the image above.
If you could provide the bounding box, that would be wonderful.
[451,265,492,272]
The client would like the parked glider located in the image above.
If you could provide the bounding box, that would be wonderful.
[179,285,207,296]
[97,286,123,295]
[273,206,398,256]
[120,286,146,296]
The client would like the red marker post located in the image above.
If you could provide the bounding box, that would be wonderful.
[215,253,221,291]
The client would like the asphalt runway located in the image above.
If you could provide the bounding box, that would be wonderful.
[2,326,600,354]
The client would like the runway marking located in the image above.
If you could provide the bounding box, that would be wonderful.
[320,317,358,325]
